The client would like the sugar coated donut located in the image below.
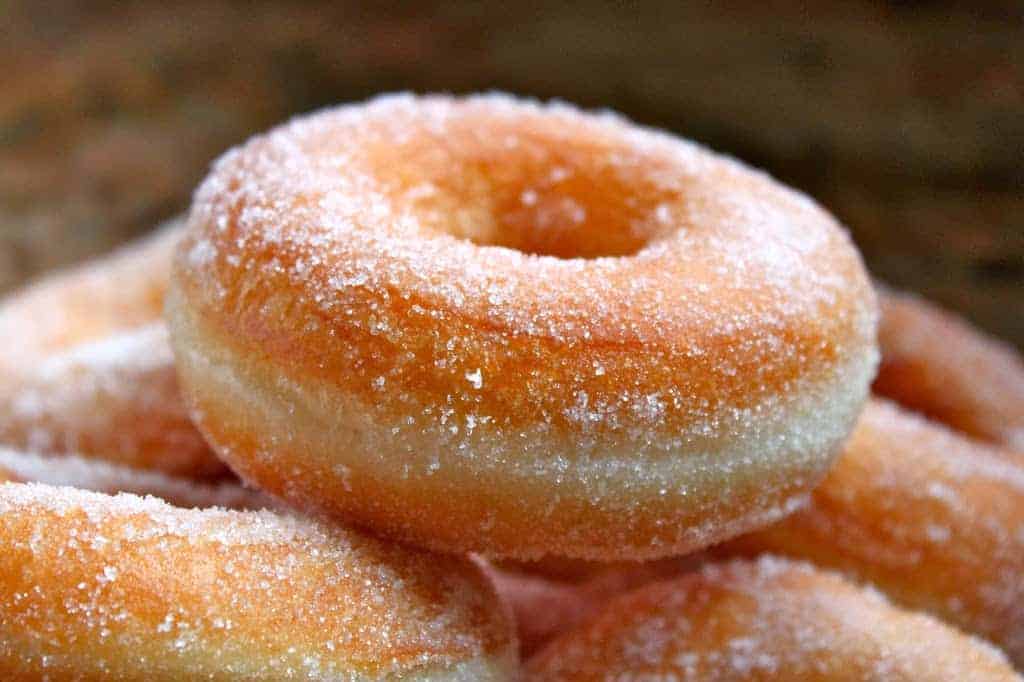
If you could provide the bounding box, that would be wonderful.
[0,218,182,365]
[0,323,223,478]
[526,557,1020,681]
[727,398,1024,664]
[167,93,878,560]
[0,447,272,510]
[875,286,1024,451]
[0,483,517,680]
[0,220,224,478]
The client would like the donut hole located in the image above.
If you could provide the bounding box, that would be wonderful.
[483,164,671,259]
[384,131,680,260]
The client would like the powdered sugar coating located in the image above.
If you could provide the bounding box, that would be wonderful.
[728,398,1024,666]
[526,556,1020,681]
[0,483,516,680]
[169,92,878,559]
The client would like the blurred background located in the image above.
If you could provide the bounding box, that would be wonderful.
[2,1,1021,347]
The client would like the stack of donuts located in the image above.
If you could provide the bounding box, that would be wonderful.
[1,94,1021,680]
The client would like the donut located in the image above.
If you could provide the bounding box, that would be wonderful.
[0,483,517,680]
[0,323,223,478]
[526,557,1020,681]
[875,285,1024,451]
[167,92,879,560]
[0,447,272,510]
[0,220,224,478]
[0,218,182,365]
[726,398,1024,664]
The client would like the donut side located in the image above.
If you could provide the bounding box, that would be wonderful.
[0,484,517,680]
[168,277,874,559]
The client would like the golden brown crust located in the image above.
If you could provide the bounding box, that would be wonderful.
[0,221,224,479]
[875,286,1024,451]
[526,557,1020,681]
[0,483,517,680]
[727,398,1024,664]
[169,92,878,559]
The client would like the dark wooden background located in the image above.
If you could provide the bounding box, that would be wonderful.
[2,2,1021,347]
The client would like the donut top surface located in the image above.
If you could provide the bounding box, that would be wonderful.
[175,92,877,456]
